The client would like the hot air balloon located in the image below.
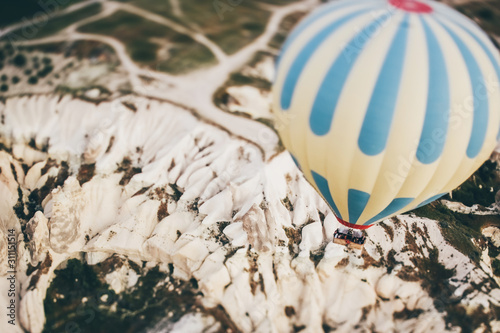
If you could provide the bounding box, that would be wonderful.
[272,0,500,232]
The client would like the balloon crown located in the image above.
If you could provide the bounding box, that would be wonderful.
[389,0,433,13]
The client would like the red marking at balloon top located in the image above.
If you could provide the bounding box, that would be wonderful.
[389,0,433,13]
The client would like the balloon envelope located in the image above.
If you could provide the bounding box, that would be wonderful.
[272,0,500,228]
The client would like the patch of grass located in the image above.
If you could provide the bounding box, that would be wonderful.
[78,10,216,73]
[116,0,172,16]
[398,245,495,331]
[28,76,38,84]
[209,20,267,55]
[268,11,307,50]
[444,160,500,207]
[13,53,27,67]
[0,0,88,27]
[213,72,271,112]
[156,41,216,74]
[43,258,113,333]
[410,202,498,264]
[64,40,118,61]
[128,39,159,63]
[455,1,500,36]
[213,50,273,111]
[43,255,238,333]
[412,247,456,304]
[79,10,171,39]
[492,259,500,276]
[4,3,102,42]
[174,0,271,55]
[258,0,302,5]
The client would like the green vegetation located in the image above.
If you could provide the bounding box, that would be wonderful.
[258,0,302,5]
[115,0,177,21]
[78,10,216,73]
[13,54,27,67]
[213,51,273,111]
[173,0,271,55]
[410,201,500,264]
[158,43,216,74]
[37,64,53,78]
[227,72,271,89]
[209,20,267,55]
[269,11,306,50]
[412,248,455,306]
[492,259,500,276]
[125,0,275,55]
[28,76,38,85]
[455,1,500,36]
[408,160,500,264]
[444,160,500,208]
[394,240,497,331]
[4,3,103,42]
[409,248,494,331]
[0,0,88,27]
[129,39,158,63]
[43,256,236,333]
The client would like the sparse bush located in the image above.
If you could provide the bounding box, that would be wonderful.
[13,54,26,68]
[446,160,499,207]
[492,259,500,276]
[28,76,38,85]
[477,8,494,20]
[37,66,53,78]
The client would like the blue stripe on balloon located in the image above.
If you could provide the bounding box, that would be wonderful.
[364,197,413,225]
[444,18,500,141]
[439,23,489,158]
[276,0,378,69]
[310,12,392,136]
[358,14,410,156]
[348,189,370,223]
[290,153,301,170]
[414,193,446,209]
[280,8,370,110]
[311,171,343,219]
[447,20,500,83]
[416,17,450,164]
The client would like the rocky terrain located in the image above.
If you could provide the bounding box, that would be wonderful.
[0,0,500,332]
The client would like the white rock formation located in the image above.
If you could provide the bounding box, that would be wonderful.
[0,94,499,333]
